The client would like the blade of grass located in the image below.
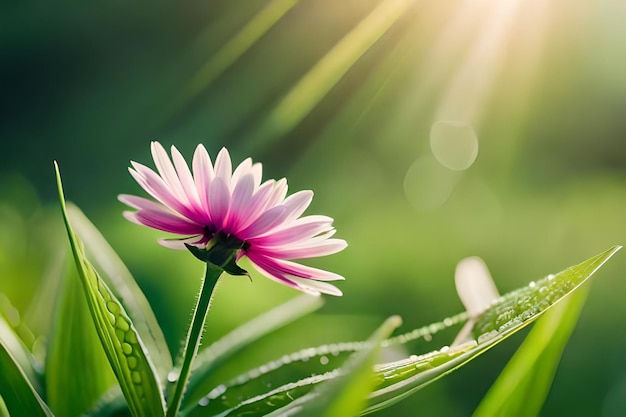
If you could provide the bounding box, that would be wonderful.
[45,262,118,417]
[471,284,589,417]
[55,162,165,417]
[0,341,53,417]
[67,204,172,383]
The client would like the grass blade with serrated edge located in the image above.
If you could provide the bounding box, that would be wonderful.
[66,204,173,383]
[46,263,118,417]
[472,284,589,417]
[184,312,467,416]
[0,341,53,417]
[268,315,402,417]
[361,246,621,414]
[55,162,165,417]
[184,247,619,417]
[0,312,40,393]
[182,294,324,410]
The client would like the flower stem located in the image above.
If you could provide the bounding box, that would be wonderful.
[166,264,222,417]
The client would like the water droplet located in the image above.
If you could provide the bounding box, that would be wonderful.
[167,370,179,383]
[198,397,209,407]
[320,355,329,365]
[529,281,536,288]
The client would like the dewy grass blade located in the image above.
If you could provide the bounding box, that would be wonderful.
[269,315,402,417]
[472,285,589,417]
[182,294,324,410]
[0,341,53,417]
[55,162,165,417]
[46,264,118,417]
[362,246,621,414]
[66,204,173,383]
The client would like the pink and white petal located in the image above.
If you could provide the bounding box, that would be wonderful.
[128,163,198,221]
[281,190,313,222]
[234,180,279,230]
[287,277,343,296]
[118,194,173,212]
[192,144,215,213]
[123,210,204,235]
[158,235,204,250]
[225,173,255,232]
[171,145,206,219]
[250,162,263,190]
[213,148,232,185]
[247,253,344,281]
[246,258,309,293]
[207,177,231,230]
[249,215,335,246]
[266,239,347,259]
[237,205,287,239]
[247,254,343,295]
[231,158,253,185]
[151,142,188,203]
[266,178,288,207]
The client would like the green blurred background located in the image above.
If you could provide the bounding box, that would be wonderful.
[2,0,626,415]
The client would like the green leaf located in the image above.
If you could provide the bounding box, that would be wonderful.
[362,245,621,414]
[471,284,589,417]
[182,247,619,417]
[268,315,402,417]
[0,309,39,393]
[66,204,173,383]
[55,162,165,417]
[182,294,324,410]
[45,262,118,417]
[0,341,53,417]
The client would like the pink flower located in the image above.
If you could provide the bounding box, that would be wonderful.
[119,142,347,296]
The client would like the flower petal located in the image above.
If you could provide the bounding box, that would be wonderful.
[266,239,347,259]
[192,144,214,214]
[151,141,187,202]
[238,205,287,239]
[123,210,204,235]
[249,215,335,246]
[207,177,230,230]
[282,190,313,222]
[247,253,344,281]
[171,145,206,221]
[128,163,198,221]
[214,147,232,185]
[225,173,255,232]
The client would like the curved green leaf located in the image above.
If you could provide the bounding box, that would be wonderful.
[184,312,466,417]
[362,245,621,414]
[46,263,118,417]
[0,341,53,417]
[0,308,39,393]
[184,246,619,416]
[66,204,172,383]
[472,284,589,417]
[182,294,324,410]
[268,316,402,417]
[55,163,165,417]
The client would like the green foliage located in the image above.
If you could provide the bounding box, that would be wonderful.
[472,285,589,417]
[180,247,619,417]
[268,316,402,417]
[0,341,52,417]
[66,205,173,384]
[45,264,118,417]
[0,167,618,417]
[55,163,166,417]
